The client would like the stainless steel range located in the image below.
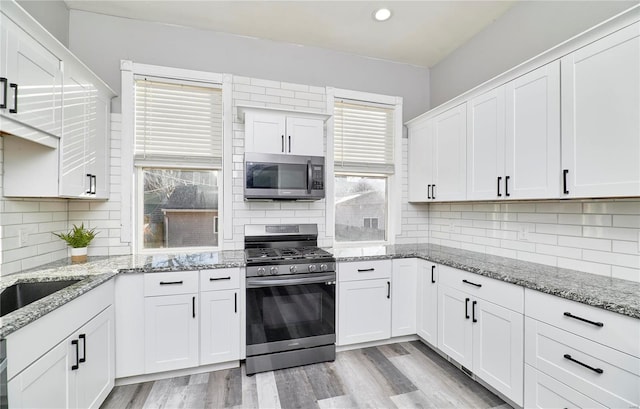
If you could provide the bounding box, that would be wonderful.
[244,224,336,375]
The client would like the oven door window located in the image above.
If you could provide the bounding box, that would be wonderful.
[246,282,335,346]
[246,163,308,190]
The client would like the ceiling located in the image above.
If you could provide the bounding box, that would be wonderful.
[63,0,516,68]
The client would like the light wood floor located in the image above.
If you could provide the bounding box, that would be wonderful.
[101,341,511,409]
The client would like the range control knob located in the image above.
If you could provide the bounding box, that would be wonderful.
[289,265,298,273]
[257,267,266,276]
[320,264,328,272]
[308,264,317,273]
[270,266,279,275]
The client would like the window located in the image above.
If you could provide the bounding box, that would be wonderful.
[334,98,398,243]
[135,75,223,250]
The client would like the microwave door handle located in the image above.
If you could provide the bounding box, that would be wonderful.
[307,160,312,194]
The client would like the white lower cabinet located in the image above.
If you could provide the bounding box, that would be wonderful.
[144,293,199,374]
[200,289,240,365]
[338,279,391,345]
[8,306,114,409]
[524,364,605,409]
[437,269,524,406]
[391,259,417,337]
[416,261,438,345]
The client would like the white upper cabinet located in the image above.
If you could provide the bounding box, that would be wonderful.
[241,106,327,156]
[408,103,466,202]
[468,62,560,200]
[0,12,62,147]
[561,22,640,198]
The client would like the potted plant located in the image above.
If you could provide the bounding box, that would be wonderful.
[54,223,98,263]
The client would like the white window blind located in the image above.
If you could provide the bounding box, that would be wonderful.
[135,77,223,167]
[334,100,395,174]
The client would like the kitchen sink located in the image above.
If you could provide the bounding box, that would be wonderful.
[0,280,81,318]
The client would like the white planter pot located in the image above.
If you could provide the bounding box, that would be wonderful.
[70,247,88,263]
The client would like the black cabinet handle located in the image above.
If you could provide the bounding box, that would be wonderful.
[209,276,231,281]
[357,268,375,272]
[0,77,7,109]
[71,339,79,370]
[432,185,436,200]
[387,281,390,299]
[192,296,196,318]
[505,176,510,197]
[159,280,183,285]
[91,175,97,194]
[465,298,470,319]
[462,279,482,288]
[234,292,237,313]
[9,83,17,113]
[288,135,291,153]
[79,334,86,363]
[563,169,569,194]
[431,265,436,284]
[281,135,285,152]
[563,354,603,374]
[472,300,478,323]
[497,176,502,197]
[427,184,431,199]
[563,312,604,327]
[86,174,93,194]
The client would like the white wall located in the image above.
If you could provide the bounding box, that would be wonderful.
[16,0,69,47]
[67,10,430,123]
[429,0,637,107]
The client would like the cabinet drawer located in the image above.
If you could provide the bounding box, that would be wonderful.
[438,265,523,313]
[338,260,391,282]
[524,364,605,408]
[525,317,640,408]
[200,268,240,291]
[144,271,198,296]
[525,289,640,357]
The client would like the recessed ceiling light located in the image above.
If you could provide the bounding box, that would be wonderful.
[373,8,392,22]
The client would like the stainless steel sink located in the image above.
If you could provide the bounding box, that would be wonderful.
[0,280,81,317]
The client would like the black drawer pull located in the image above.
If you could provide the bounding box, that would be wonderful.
[192,296,196,318]
[563,169,569,194]
[427,184,431,199]
[281,135,284,152]
[563,312,604,327]
[462,279,482,288]
[0,77,7,109]
[159,280,183,285]
[71,339,79,370]
[497,176,502,197]
[505,176,510,197]
[472,300,478,323]
[357,268,375,272]
[209,276,231,281]
[465,298,470,319]
[431,265,436,284]
[387,281,390,299]
[563,354,603,374]
[432,185,436,200]
[79,334,86,363]
[9,83,17,113]
[234,292,237,313]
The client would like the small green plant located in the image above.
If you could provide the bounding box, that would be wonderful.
[53,224,98,248]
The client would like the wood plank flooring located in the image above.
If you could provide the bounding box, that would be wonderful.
[101,341,510,409]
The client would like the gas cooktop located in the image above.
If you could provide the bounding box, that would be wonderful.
[245,246,334,264]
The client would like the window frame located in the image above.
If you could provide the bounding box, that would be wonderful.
[121,61,232,253]
[327,88,403,247]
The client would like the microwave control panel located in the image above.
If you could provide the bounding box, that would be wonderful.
[312,165,324,190]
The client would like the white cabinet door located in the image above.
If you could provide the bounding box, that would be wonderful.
[286,116,324,156]
[407,119,433,202]
[245,112,286,154]
[467,87,505,200]
[114,274,145,378]
[472,299,524,406]
[74,306,115,409]
[417,261,438,346]
[524,364,606,409]
[338,278,391,345]
[90,91,111,199]
[391,259,417,337]
[200,289,240,365]
[433,103,467,201]
[561,22,640,198]
[505,61,560,199]
[437,284,473,369]
[144,294,199,373]
[7,340,71,409]
[0,14,62,137]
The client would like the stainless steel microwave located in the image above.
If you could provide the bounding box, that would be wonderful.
[244,152,325,200]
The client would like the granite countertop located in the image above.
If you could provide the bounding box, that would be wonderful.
[0,250,246,338]
[331,243,640,320]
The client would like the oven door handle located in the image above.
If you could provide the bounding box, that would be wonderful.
[247,272,336,288]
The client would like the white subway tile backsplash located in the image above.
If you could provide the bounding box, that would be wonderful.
[557,235,611,251]
[613,215,640,228]
[612,240,639,254]
[583,226,639,241]
[557,258,611,277]
[517,212,558,224]
[557,214,612,226]
[582,249,640,269]
[583,201,640,215]
[611,266,640,281]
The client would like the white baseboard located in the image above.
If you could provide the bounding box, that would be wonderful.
[114,360,240,386]
[336,334,419,352]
